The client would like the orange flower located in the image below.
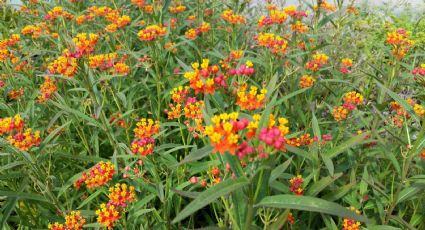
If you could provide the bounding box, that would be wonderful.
[204,112,249,154]
[166,103,182,120]
[184,59,222,94]
[74,161,115,189]
[299,75,315,88]
[48,50,78,78]
[286,134,314,147]
[185,28,198,40]
[89,53,117,69]
[236,84,267,111]
[342,207,361,230]
[169,5,186,13]
[314,1,336,12]
[305,53,329,71]
[7,128,41,151]
[184,99,204,120]
[96,203,121,229]
[107,183,136,207]
[170,86,189,104]
[198,22,210,33]
[64,211,86,230]
[291,21,309,33]
[414,104,425,117]
[221,10,246,24]
[138,25,167,41]
[38,77,58,103]
[72,33,99,55]
[0,114,25,135]
[113,63,130,75]
[257,32,288,54]
[386,28,414,59]
[343,91,364,107]
[131,0,146,8]
[134,118,160,139]
[420,150,425,160]
[332,106,349,122]
[341,58,353,67]
[45,6,73,20]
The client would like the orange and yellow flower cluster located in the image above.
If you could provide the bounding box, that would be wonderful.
[74,161,115,189]
[342,207,361,230]
[221,10,246,24]
[107,183,136,207]
[138,25,167,41]
[299,75,315,88]
[385,28,414,59]
[257,32,288,54]
[305,53,329,71]
[184,59,224,94]
[0,114,24,135]
[38,77,58,103]
[289,175,304,195]
[332,91,364,122]
[131,118,160,157]
[47,50,78,78]
[96,203,121,229]
[236,84,267,111]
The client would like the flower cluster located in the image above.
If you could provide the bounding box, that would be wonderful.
[47,50,78,78]
[257,9,288,27]
[205,112,249,154]
[74,161,115,189]
[107,183,136,207]
[185,22,210,40]
[96,203,121,229]
[82,6,131,32]
[412,63,425,85]
[342,207,361,230]
[72,33,99,56]
[64,211,86,230]
[138,25,167,41]
[385,28,414,59]
[289,175,304,195]
[286,134,314,147]
[228,61,255,76]
[169,5,186,14]
[0,114,25,135]
[236,84,267,111]
[38,77,58,103]
[184,59,225,94]
[7,128,41,151]
[333,91,364,122]
[221,10,246,24]
[131,118,160,157]
[131,137,155,156]
[88,53,129,75]
[314,1,337,12]
[21,23,48,38]
[340,58,353,74]
[45,7,73,21]
[257,32,288,54]
[299,75,315,88]
[305,53,329,71]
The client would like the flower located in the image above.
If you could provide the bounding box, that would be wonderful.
[257,32,288,54]
[184,98,204,120]
[289,175,304,195]
[96,203,121,229]
[7,128,41,151]
[299,75,315,88]
[236,84,267,110]
[131,137,155,156]
[385,28,414,59]
[204,112,249,154]
[138,25,167,41]
[134,118,160,139]
[343,91,364,107]
[72,33,99,55]
[291,21,309,33]
[47,50,78,78]
[342,207,361,230]
[184,59,223,94]
[332,106,349,122]
[0,114,25,135]
[48,223,65,230]
[107,183,136,207]
[221,10,246,24]
[38,77,58,103]
[169,5,186,13]
[305,53,329,71]
[64,211,86,230]
[74,161,115,189]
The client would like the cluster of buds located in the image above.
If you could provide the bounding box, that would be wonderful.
[412,63,425,86]
[38,77,58,103]
[235,83,267,111]
[221,10,246,24]
[289,175,304,195]
[74,161,115,189]
[138,25,167,41]
[107,183,136,207]
[219,50,245,70]
[228,61,255,76]
[342,207,361,230]
[184,59,226,94]
[305,53,329,71]
[109,113,126,128]
[257,115,290,151]
[257,32,288,54]
[332,91,364,122]
[385,28,414,59]
[340,58,353,75]
[286,133,314,147]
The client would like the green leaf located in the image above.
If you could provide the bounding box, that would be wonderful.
[172,177,249,223]
[0,190,48,202]
[255,195,370,223]
[366,225,401,230]
[325,133,369,159]
[306,173,342,196]
[396,183,425,204]
[176,145,213,166]
[269,157,293,183]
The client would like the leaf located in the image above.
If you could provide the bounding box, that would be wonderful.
[255,195,370,223]
[306,173,342,196]
[0,190,48,202]
[322,183,355,202]
[77,190,104,209]
[286,145,312,161]
[172,177,249,223]
[269,157,293,183]
[325,133,369,159]
[367,225,401,230]
[176,145,213,166]
[312,113,321,141]
[396,183,425,204]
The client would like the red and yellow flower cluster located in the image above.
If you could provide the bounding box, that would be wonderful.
[342,207,361,230]
[1,114,41,151]
[221,10,246,24]
[48,211,86,230]
[78,6,131,32]
[72,33,99,56]
[38,77,58,103]
[131,118,160,157]
[74,161,115,189]
[45,7,73,21]
[305,53,329,71]
[289,175,304,195]
[236,84,267,111]
[332,91,364,122]
[0,114,24,135]
[184,59,225,94]
[88,53,130,75]
[185,22,210,40]
[385,28,414,59]
[257,32,288,54]
[138,25,167,41]
[47,50,78,78]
